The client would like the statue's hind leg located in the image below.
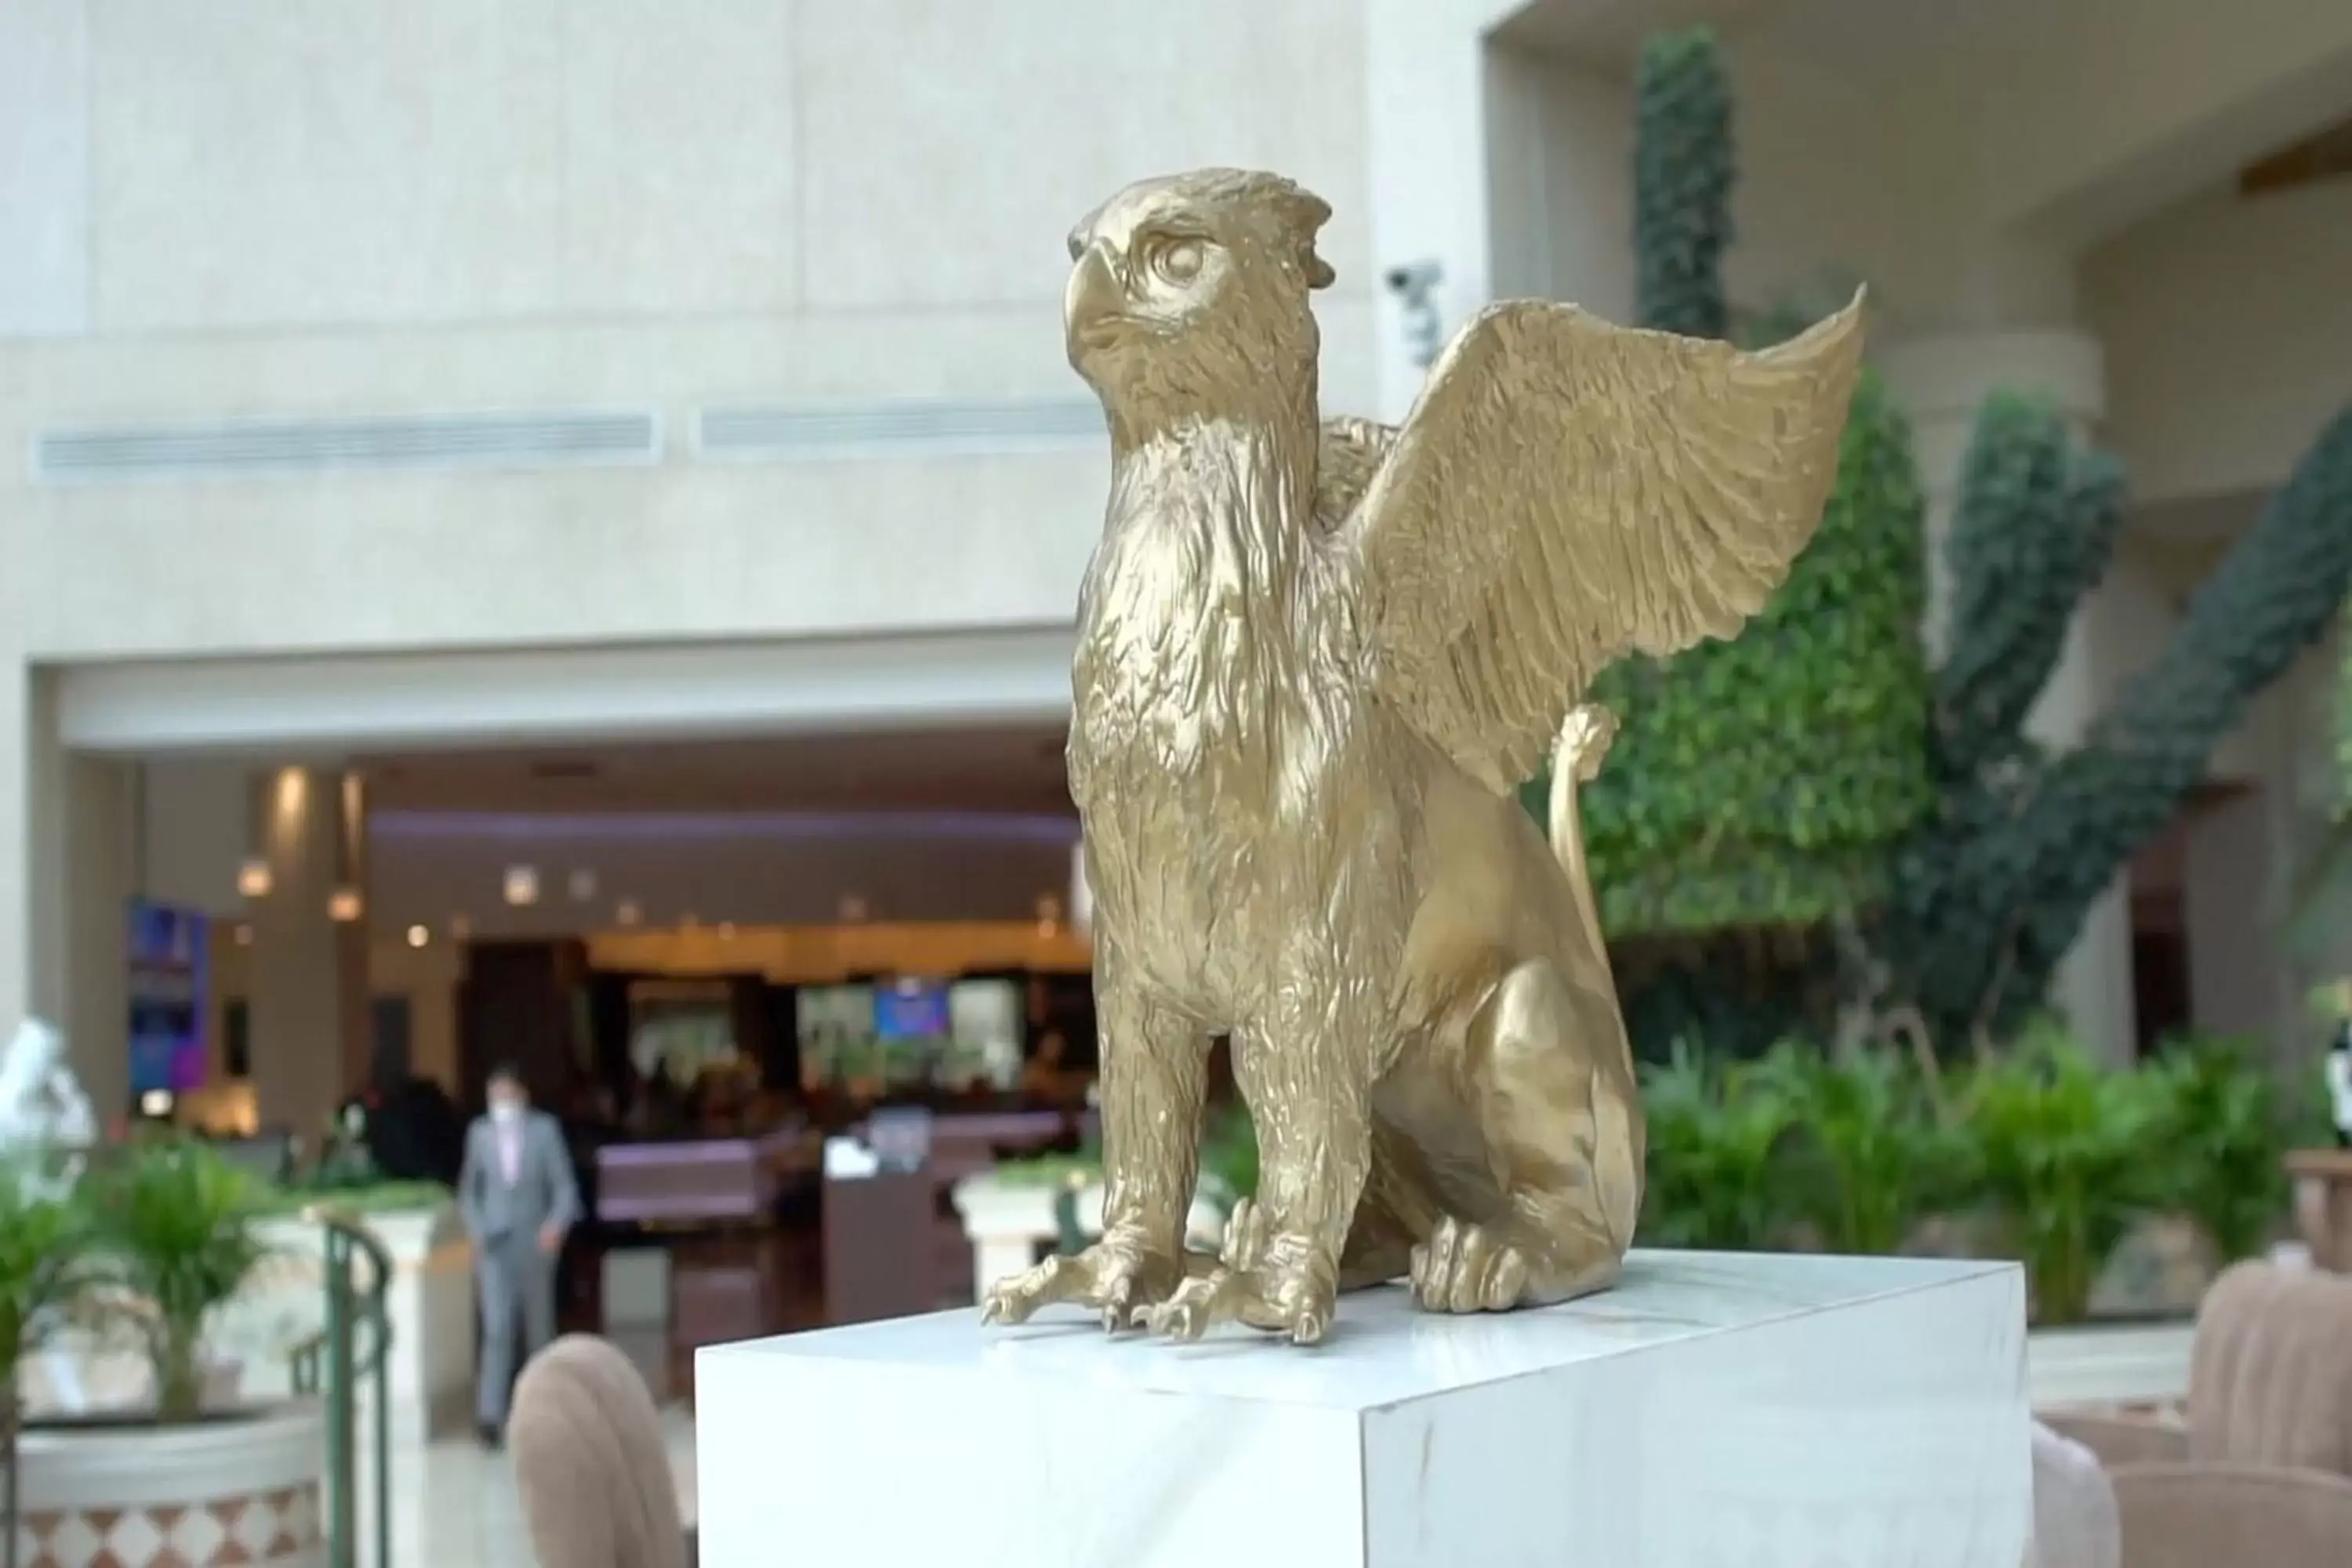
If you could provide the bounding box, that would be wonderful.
[1408,958,1642,1313]
[1337,1120,1449,1290]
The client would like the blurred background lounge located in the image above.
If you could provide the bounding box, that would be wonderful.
[5,2,2352,1566]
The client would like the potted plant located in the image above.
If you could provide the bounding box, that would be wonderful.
[1958,1023,2167,1323]
[1636,1044,1802,1251]
[2141,1033,2295,1270]
[15,1139,328,1568]
[1751,1040,1971,1256]
[80,1138,278,1418]
[2,1154,99,1568]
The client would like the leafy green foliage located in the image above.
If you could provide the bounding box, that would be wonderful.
[1635,1022,2287,1319]
[1636,1044,1801,1249]
[1956,1024,2169,1323]
[0,1160,97,1374]
[82,1139,273,1421]
[254,1178,452,1218]
[2140,1033,2294,1265]
[1571,372,1935,936]
[1751,1042,1969,1255]
[1634,29,1733,339]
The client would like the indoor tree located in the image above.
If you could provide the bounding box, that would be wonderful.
[1883,397,2352,1050]
[1557,26,2352,1058]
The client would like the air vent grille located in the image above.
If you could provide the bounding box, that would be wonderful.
[34,409,662,483]
[697,398,1105,461]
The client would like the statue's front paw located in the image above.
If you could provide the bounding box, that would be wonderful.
[1136,1244,1338,1346]
[980,1240,1180,1334]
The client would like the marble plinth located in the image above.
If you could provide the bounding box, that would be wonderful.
[697,1250,2029,1568]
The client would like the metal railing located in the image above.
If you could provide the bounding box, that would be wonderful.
[289,1208,394,1568]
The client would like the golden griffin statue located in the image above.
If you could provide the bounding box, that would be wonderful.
[981,169,1863,1345]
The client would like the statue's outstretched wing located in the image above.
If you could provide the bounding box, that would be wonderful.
[1342,292,1864,793]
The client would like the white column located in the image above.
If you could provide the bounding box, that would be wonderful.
[3,663,136,1126]
[1364,0,1529,419]
[1881,326,2138,1062]
[247,766,368,1145]
[0,659,30,1049]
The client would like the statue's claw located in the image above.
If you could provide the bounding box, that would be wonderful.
[1409,1215,1534,1313]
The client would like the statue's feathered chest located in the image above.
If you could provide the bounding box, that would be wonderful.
[1069,506,1272,806]
[1065,442,1360,964]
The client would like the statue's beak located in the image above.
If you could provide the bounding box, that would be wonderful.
[1065,243,1125,355]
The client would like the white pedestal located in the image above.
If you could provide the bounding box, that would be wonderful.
[697,1250,2030,1568]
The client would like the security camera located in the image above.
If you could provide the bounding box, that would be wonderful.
[1385,261,1442,295]
[1385,261,1446,370]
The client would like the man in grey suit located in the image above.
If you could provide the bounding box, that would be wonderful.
[458,1062,581,1446]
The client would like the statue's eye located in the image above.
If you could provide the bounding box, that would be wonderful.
[1153,238,1205,285]
[1067,232,1086,263]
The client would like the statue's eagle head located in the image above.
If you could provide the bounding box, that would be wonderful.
[1062,169,1333,413]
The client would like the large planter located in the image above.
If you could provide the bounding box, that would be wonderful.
[15,1403,324,1568]
[20,1205,472,1447]
[2287,1148,2352,1272]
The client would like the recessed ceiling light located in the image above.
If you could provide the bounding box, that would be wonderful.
[405,924,430,948]
[237,858,273,899]
[504,866,539,906]
[327,887,364,923]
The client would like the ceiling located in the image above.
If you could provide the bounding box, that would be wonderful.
[1493,0,2028,75]
[361,724,1075,818]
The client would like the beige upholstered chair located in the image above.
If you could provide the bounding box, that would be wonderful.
[2045,1262,2352,1567]
[509,1334,694,1568]
[2107,1465,2352,1568]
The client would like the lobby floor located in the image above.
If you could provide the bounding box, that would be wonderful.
[376,1406,695,1568]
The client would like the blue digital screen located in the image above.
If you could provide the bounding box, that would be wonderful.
[873,981,950,1040]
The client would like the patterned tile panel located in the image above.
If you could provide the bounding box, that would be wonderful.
[16,1484,320,1568]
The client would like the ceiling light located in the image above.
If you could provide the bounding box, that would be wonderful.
[405,924,430,949]
[237,858,274,899]
[327,887,364,923]
[503,866,539,907]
